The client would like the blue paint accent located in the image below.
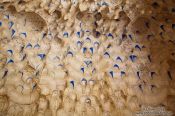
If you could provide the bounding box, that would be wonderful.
[129,55,137,62]
[21,32,27,38]
[104,52,110,58]
[0,21,2,26]
[63,32,68,37]
[32,83,37,90]
[67,51,73,57]
[128,34,132,40]
[94,42,100,47]
[26,43,32,48]
[107,33,113,38]
[11,29,15,37]
[8,21,14,29]
[5,15,9,19]
[34,44,40,48]
[77,41,82,48]
[70,80,74,89]
[81,67,84,73]
[7,50,13,55]
[116,56,122,62]
[81,78,87,84]
[77,31,80,37]
[83,47,87,53]
[86,37,91,42]
[38,54,46,60]
[109,71,114,78]
[114,64,119,69]
[90,47,93,54]
[7,59,14,64]
[135,45,141,51]
[95,31,100,37]
[102,2,108,6]
[121,71,125,77]
[84,60,92,67]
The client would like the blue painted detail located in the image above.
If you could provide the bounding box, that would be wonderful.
[137,71,140,79]
[135,45,141,51]
[77,31,80,37]
[7,59,14,64]
[128,34,132,40]
[107,33,113,38]
[58,63,63,67]
[32,83,37,90]
[0,21,2,26]
[83,47,87,53]
[121,71,125,77]
[81,67,84,73]
[129,55,137,62]
[86,30,90,33]
[70,80,74,89]
[90,47,93,54]
[21,32,27,38]
[81,78,87,84]
[104,52,110,58]
[77,41,82,48]
[5,15,9,19]
[109,71,114,78]
[38,54,46,60]
[86,37,91,42]
[67,51,73,57]
[34,44,40,48]
[7,50,13,55]
[8,21,14,29]
[26,43,32,48]
[102,2,108,6]
[116,56,122,62]
[95,31,100,37]
[11,29,15,37]
[94,42,100,47]
[63,32,68,37]
[114,64,119,69]
[84,60,92,67]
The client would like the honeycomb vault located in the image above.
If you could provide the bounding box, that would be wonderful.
[0,0,175,116]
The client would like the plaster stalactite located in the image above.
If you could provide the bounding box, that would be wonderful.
[0,0,175,116]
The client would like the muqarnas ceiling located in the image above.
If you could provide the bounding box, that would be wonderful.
[0,0,175,116]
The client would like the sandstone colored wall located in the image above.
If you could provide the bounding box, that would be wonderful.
[0,0,175,116]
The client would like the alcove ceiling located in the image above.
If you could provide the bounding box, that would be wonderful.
[0,0,175,116]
